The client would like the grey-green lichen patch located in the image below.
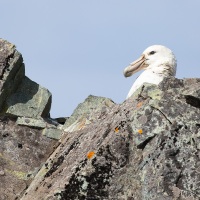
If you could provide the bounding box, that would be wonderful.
[130,104,170,147]
[63,95,115,131]
[147,88,163,100]
[42,128,62,140]
[16,117,46,129]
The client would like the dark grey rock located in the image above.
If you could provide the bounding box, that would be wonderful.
[1,39,199,200]
[6,76,52,118]
[0,118,59,200]
[21,77,200,200]
[0,39,25,113]
[0,39,60,200]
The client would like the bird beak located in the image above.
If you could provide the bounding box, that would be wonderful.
[123,54,146,77]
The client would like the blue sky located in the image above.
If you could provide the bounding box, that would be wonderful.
[1,1,200,117]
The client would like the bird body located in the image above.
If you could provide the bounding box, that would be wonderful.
[126,68,165,98]
[124,45,177,99]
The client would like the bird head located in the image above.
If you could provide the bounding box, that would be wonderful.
[123,45,177,77]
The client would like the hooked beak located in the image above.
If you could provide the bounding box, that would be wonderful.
[123,54,146,77]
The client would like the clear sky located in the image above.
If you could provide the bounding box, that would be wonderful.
[1,1,200,117]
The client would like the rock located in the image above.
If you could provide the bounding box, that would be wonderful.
[0,118,59,200]
[0,39,61,199]
[21,77,200,200]
[63,95,115,132]
[1,39,200,199]
[0,39,51,119]
[6,76,52,118]
[0,39,25,113]
[42,128,63,140]
[16,117,47,129]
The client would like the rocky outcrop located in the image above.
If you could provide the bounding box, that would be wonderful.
[63,95,115,132]
[0,39,61,200]
[0,39,25,112]
[0,39,200,200]
[0,118,59,200]
[6,76,52,118]
[21,77,200,200]
[0,39,51,119]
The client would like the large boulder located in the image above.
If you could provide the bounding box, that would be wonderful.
[0,39,60,200]
[21,77,200,200]
[0,39,25,113]
[0,39,52,119]
[6,76,52,119]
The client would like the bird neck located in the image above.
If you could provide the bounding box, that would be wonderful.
[146,63,176,77]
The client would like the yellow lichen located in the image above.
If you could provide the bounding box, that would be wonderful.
[138,129,143,134]
[115,127,119,133]
[137,102,143,108]
[5,169,28,180]
[87,151,95,159]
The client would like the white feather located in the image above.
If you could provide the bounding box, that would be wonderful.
[124,45,177,99]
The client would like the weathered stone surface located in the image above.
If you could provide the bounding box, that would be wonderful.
[42,128,63,140]
[16,117,47,129]
[0,117,59,200]
[63,95,115,132]
[21,77,200,200]
[6,76,52,118]
[0,39,25,112]
[0,39,62,200]
[0,39,52,119]
[1,39,200,200]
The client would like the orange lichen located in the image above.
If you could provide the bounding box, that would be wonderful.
[137,102,143,108]
[87,151,95,159]
[138,129,143,134]
[78,118,86,130]
[115,127,119,133]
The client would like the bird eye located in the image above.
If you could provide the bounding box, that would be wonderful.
[149,51,156,55]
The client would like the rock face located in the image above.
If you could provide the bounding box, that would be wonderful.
[0,39,25,112]
[0,39,51,119]
[0,39,200,200]
[0,39,60,200]
[0,118,59,200]
[6,76,52,118]
[21,77,200,200]
[63,95,115,132]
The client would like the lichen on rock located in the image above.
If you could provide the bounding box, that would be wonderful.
[0,39,200,200]
[63,95,115,132]
[6,76,52,119]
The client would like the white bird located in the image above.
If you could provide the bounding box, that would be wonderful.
[123,45,177,99]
